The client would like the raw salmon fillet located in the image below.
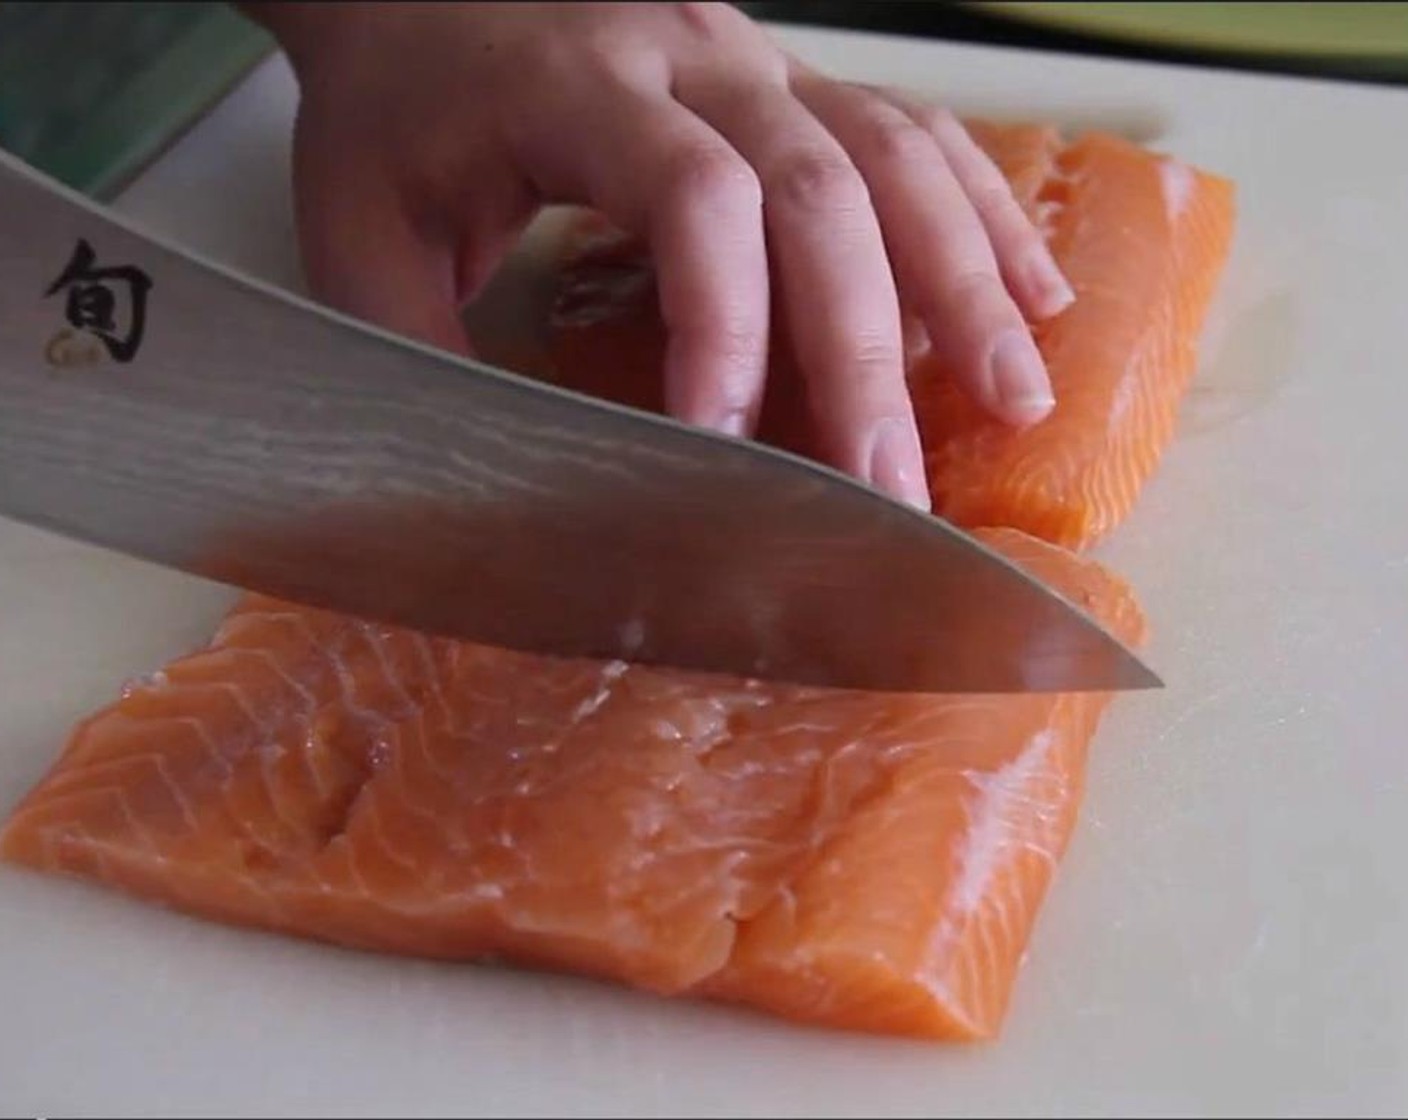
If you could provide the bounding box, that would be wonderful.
[548,123,1236,551]
[1,528,1145,1041]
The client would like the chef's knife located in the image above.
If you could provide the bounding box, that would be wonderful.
[0,148,1159,694]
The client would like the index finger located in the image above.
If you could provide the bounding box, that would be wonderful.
[677,79,931,511]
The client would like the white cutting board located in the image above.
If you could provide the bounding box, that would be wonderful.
[3,24,1406,1117]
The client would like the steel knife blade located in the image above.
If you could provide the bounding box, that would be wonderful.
[0,147,1159,694]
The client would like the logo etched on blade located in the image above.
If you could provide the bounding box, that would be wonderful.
[43,238,153,368]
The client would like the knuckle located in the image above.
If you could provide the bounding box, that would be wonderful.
[580,40,650,89]
[859,118,937,170]
[916,105,960,137]
[849,333,905,372]
[768,150,867,215]
[822,329,903,383]
[669,310,767,372]
[664,146,763,213]
[710,322,769,374]
[969,179,1021,219]
[676,1,744,39]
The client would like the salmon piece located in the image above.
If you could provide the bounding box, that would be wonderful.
[1,527,1144,1041]
[547,123,1236,551]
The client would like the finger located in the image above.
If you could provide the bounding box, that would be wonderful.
[678,78,930,511]
[794,76,1055,428]
[515,88,771,439]
[294,150,472,356]
[877,86,1074,321]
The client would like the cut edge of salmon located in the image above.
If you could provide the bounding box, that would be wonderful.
[919,132,1238,550]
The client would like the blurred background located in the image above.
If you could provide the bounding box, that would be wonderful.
[2,1,1405,201]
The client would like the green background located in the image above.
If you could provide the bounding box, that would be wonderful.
[0,1,271,200]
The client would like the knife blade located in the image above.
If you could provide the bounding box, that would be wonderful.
[0,147,1159,695]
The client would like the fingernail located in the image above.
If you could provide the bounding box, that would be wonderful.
[1027,249,1076,316]
[869,418,931,512]
[991,330,1056,424]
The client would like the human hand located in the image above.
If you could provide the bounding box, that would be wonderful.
[248,2,1073,510]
